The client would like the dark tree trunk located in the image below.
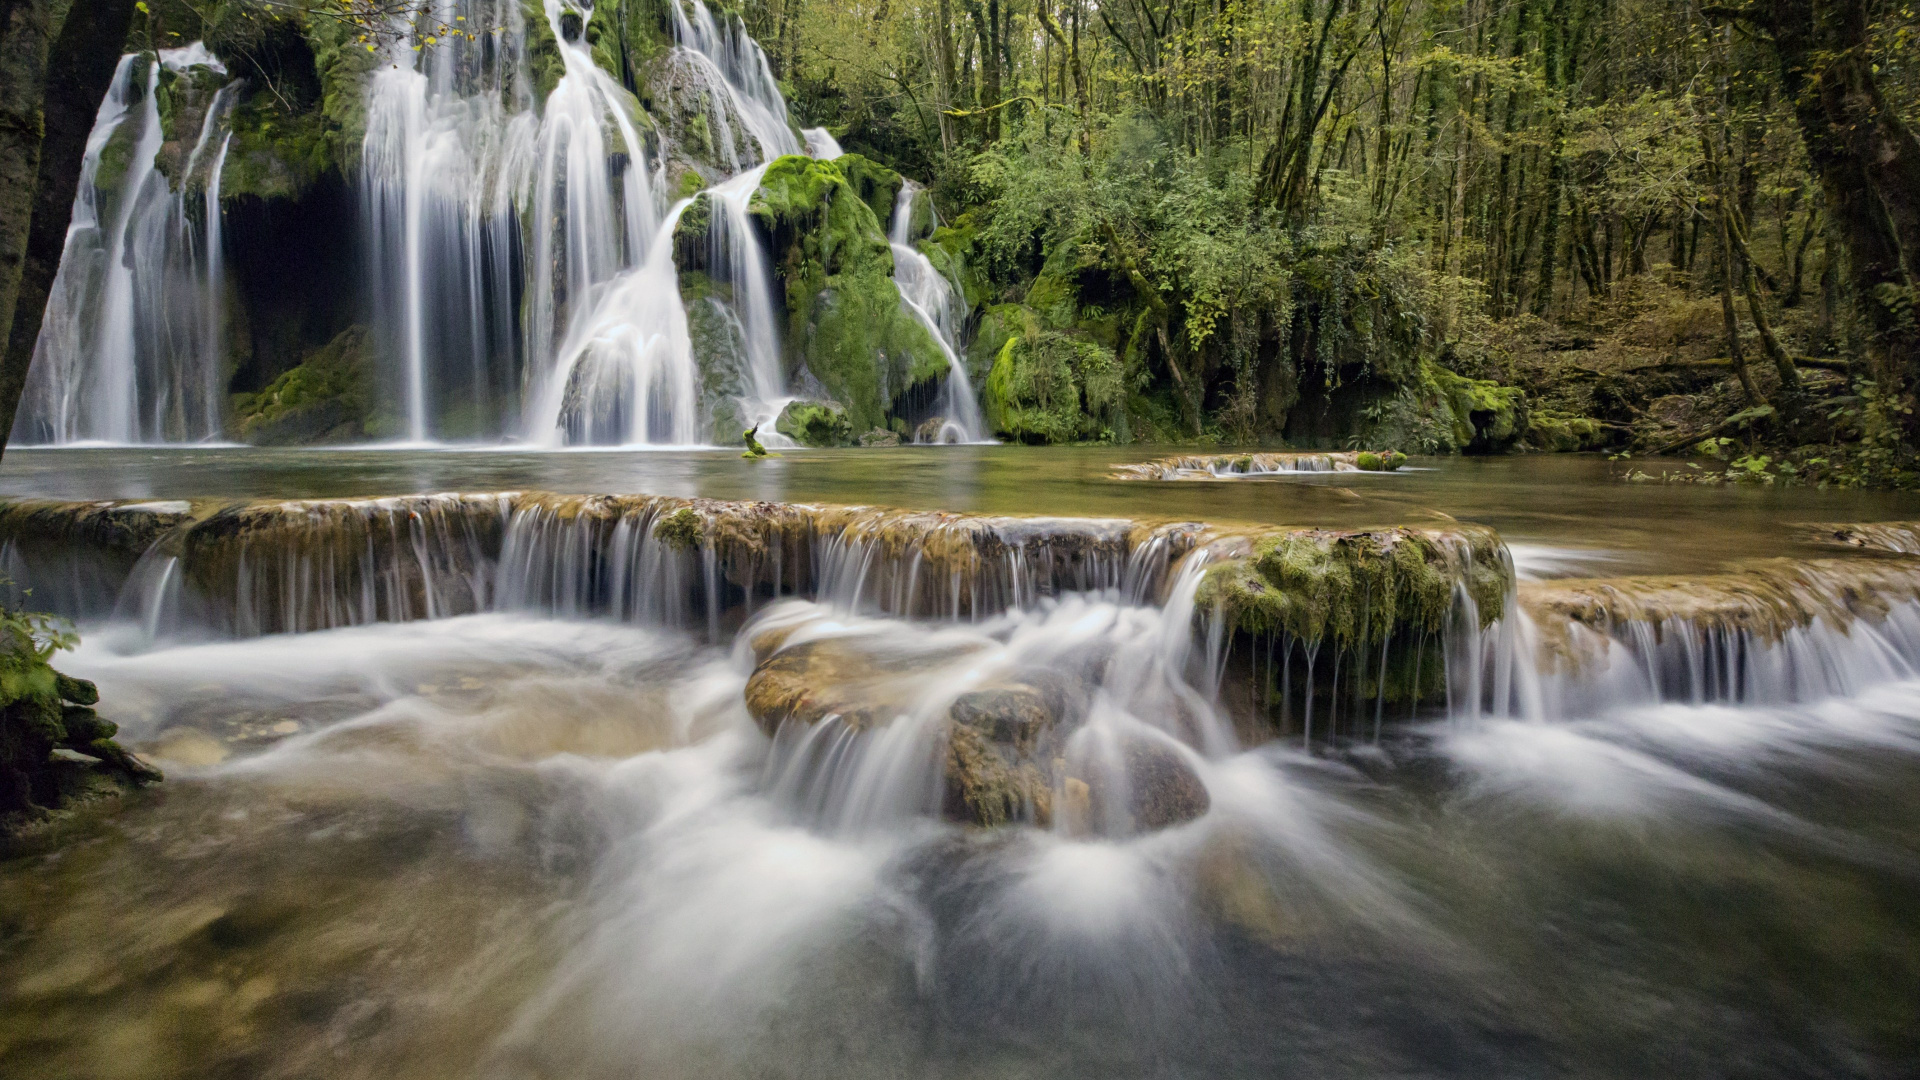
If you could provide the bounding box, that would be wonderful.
[1733,0,1920,409]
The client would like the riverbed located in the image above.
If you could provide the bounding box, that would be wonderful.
[0,448,1916,1079]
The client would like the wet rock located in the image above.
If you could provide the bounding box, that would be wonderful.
[1085,737,1210,834]
[942,720,1053,828]
[858,428,901,447]
[913,416,949,444]
[776,400,853,447]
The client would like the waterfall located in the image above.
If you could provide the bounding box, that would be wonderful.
[706,164,793,439]
[529,202,703,445]
[668,0,803,162]
[802,128,844,158]
[362,0,656,443]
[888,182,985,444]
[23,3,959,449]
[16,46,236,446]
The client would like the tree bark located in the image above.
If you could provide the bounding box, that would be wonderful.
[0,0,59,372]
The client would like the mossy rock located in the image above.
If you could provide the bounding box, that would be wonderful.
[1527,412,1609,452]
[653,507,703,550]
[1429,362,1528,453]
[1195,525,1507,647]
[1356,450,1408,471]
[833,153,903,230]
[231,325,373,445]
[983,315,1125,444]
[775,400,853,447]
[750,155,947,433]
[0,618,160,824]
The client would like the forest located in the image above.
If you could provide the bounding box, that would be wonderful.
[739,0,1920,480]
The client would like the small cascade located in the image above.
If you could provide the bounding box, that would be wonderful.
[1111,452,1367,480]
[751,552,1225,835]
[667,0,802,162]
[16,47,236,446]
[114,494,510,638]
[1448,559,1920,723]
[887,182,984,443]
[802,128,844,158]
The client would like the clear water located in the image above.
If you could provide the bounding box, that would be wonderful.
[1,450,1918,1079]
[3,447,1915,574]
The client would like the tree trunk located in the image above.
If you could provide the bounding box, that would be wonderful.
[0,0,59,369]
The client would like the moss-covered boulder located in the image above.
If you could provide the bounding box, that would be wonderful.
[0,614,160,825]
[230,325,375,444]
[750,155,948,433]
[776,399,853,447]
[1526,411,1609,452]
[983,309,1126,444]
[833,153,902,230]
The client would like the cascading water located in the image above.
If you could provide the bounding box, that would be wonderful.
[15,46,236,446]
[888,182,985,443]
[362,0,658,443]
[22,2,965,450]
[8,482,1920,1075]
[667,0,803,162]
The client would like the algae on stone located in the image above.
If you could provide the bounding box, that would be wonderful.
[230,325,376,444]
[776,399,853,447]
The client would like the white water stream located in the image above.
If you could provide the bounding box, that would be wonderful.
[888,181,986,443]
[16,47,235,445]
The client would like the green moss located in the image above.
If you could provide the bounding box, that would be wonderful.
[833,153,903,229]
[775,400,853,446]
[523,0,568,107]
[1527,412,1608,452]
[220,96,338,201]
[1430,362,1528,452]
[750,155,947,433]
[1356,450,1407,471]
[1195,526,1506,648]
[983,317,1125,444]
[653,507,704,550]
[231,325,373,445]
[0,612,159,821]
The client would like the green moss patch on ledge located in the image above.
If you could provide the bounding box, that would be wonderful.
[1196,525,1509,648]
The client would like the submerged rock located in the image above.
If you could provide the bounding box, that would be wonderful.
[1085,737,1210,834]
